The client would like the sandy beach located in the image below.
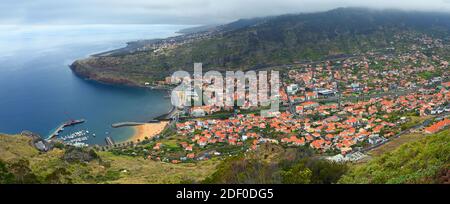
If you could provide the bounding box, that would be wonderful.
[129,121,169,142]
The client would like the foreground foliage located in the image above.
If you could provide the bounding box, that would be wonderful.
[340,129,450,184]
[0,134,218,184]
[1,128,448,184]
[203,145,348,184]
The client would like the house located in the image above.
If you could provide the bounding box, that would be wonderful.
[287,84,299,95]
[442,81,450,88]
[186,153,195,159]
[326,152,367,163]
[165,76,173,84]
[305,91,318,100]
[153,143,162,150]
[326,154,346,162]
[191,109,206,117]
[317,88,335,96]
[345,118,358,126]
[34,140,49,152]
[295,106,304,114]
[300,101,319,109]
[185,145,193,151]
[424,118,450,134]
[350,83,363,92]
[197,137,208,147]
[368,134,385,145]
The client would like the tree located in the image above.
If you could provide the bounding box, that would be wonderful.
[0,160,14,184]
[306,159,348,184]
[203,156,279,184]
[8,159,39,184]
[44,168,73,184]
[280,162,312,184]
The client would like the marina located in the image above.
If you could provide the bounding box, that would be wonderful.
[59,130,91,147]
[0,24,179,145]
[46,119,86,141]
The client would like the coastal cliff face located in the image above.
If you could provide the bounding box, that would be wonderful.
[70,60,144,87]
[70,8,450,85]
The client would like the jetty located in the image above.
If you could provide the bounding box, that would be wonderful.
[154,105,177,120]
[111,122,146,128]
[105,136,116,146]
[111,119,161,128]
[46,119,86,140]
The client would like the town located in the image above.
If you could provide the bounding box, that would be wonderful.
[106,32,450,165]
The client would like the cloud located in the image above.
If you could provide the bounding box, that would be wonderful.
[1,0,450,25]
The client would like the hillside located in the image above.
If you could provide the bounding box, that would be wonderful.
[0,134,218,184]
[339,129,450,184]
[2,128,449,184]
[70,8,450,86]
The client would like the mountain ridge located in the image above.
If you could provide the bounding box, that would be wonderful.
[70,7,450,86]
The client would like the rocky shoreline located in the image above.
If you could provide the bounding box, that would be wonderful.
[69,60,144,87]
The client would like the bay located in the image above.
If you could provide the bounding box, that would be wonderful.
[0,24,190,144]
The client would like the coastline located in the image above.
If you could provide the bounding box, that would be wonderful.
[127,121,169,143]
[68,25,193,89]
[69,61,174,90]
[66,26,183,145]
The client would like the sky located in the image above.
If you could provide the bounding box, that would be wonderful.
[2,0,450,25]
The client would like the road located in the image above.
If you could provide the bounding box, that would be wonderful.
[359,112,449,154]
[286,86,421,117]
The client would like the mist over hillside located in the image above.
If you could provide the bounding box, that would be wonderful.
[70,8,450,86]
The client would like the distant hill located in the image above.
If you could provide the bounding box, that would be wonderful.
[177,24,220,34]
[70,7,450,86]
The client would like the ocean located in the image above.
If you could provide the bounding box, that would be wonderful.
[0,24,191,144]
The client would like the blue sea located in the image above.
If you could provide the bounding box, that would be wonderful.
[0,24,191,144]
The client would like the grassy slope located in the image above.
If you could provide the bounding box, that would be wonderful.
[339,129,450,184]
[368,133,424,157]
[98,152,217,184]
[0,134,39,161]
[368,116,432,157]
[0,134,218,184]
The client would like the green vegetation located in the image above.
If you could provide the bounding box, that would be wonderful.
[0,134,218,184]
[418,71,441,80]
[399,116,429,131]
[203,145,348,184]
[1,128,448,184]
[368,132,425,157]
[0,159,14,183]
[340,129,450,184]
[71,8,450,85]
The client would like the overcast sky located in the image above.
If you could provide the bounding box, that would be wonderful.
[2,0,450,25]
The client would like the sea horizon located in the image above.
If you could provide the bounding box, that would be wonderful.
[0,24,191,145]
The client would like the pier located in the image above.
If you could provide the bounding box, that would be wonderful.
[111,122,146,128]
[154,105,177,120]
[46,119,86,141]
[105,136,116,146]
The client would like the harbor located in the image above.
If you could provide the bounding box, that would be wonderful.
[42,97,175,146]
[59,130,91,147]
[46,119,86,141]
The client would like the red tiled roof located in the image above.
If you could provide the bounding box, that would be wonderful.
[424,118,450,134]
